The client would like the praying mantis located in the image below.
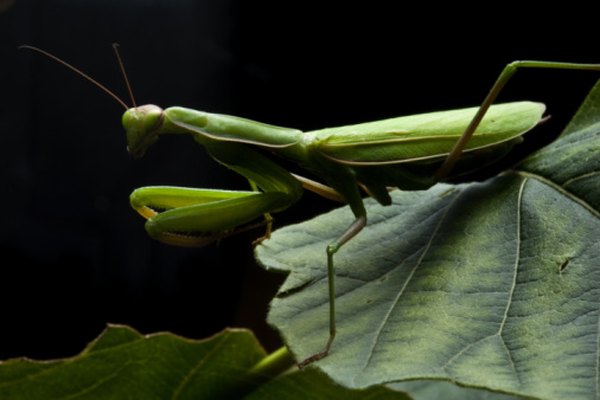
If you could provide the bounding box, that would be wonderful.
[21,45,600,366]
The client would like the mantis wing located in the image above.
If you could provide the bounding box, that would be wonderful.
[312,102,545,165]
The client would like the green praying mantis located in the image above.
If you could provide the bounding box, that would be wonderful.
[21,45,600,366]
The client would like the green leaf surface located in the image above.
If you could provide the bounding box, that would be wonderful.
[0,325,267,399]
[390,380,522,400]
[0,325,413,399]
[255,78,600,400]
[247,368,411,400]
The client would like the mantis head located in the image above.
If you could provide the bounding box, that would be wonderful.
[19,45,162,158]
[122,105,164,158]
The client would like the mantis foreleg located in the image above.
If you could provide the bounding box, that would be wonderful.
[131,186,287,246]
[131,143,303,247]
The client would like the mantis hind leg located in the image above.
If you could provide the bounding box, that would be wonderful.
[436,60,600,180]
[298,214,367,368]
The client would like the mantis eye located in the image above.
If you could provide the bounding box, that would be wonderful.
[122,104,164,157]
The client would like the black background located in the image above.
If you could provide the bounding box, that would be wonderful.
[1,1,598,360]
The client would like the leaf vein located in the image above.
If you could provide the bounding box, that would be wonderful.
[514,170,600,218]
[58,361,134,400]
[355,189,462,380]
[562,170,600,187]
[495,177,527,387]
[171,334,228,399]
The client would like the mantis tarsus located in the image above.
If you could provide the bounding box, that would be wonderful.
[21,45,600,366]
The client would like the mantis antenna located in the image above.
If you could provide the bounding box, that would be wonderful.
[19,45,130,110]
[112,43,137,108]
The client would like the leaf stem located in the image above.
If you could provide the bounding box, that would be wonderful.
[247,346,296,380]
[225,346,297,398]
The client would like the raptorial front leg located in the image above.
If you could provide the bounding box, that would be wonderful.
[130,186,295,247]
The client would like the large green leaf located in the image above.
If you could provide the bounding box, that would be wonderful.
[0,325,267,399]
[255,79,600,399]
[0,325,411,399]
